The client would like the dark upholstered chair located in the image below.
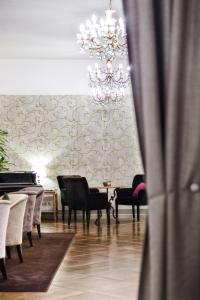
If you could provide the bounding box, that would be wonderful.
[59,176,110,227]
[115,174,147,222]
[57,175,81,222]
[57,175,100,222]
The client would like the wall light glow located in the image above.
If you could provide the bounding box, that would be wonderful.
[30,156,50,184]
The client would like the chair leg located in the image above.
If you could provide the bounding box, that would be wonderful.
[27,231,33,247]
[6,246,11,259]
[74,210,77,222]
[106,207,110,225]
[96,210,101,226]
[16,245,23,263]
[0,258,7,280]
[68,208,72,226]
[62,205,65,222]
[132,205,135,219]
[115,202,119,224]
[37,224,41,238]
[137,205,140,221]
[82,210,85,222]
[86,210,90,227]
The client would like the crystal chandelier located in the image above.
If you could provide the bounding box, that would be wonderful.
[88,60,130,105]
[77,2,127,60]
[77,0,130,105]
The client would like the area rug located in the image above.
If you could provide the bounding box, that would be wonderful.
[0,233,74,292]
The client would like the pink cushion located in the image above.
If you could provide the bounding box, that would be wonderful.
[133,182,145,197]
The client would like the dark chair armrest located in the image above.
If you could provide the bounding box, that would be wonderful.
[88,192,108,210]
[89,188,99,193]
[89,192,107,201]
[115,188,133,198]
[136,189,148,205]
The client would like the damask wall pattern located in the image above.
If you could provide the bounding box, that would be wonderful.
[0,95,143,204]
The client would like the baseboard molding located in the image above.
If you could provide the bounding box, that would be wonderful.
[42,207,148,220]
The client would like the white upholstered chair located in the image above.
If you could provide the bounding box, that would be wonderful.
[20,186,44,238]
[6,194,28,262]
[0,200,10,280]
[11,191,36,246]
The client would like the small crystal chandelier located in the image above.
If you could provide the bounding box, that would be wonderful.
[77,0,130,105]
[88,60,130,105]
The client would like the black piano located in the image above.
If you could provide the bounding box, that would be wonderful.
[0,171,38,196]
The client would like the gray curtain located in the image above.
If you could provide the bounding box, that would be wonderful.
[123,1,200,299]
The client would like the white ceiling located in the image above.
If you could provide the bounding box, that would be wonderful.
[0,0,124,59]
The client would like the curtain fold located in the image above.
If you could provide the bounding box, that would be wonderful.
[123,1,200,299]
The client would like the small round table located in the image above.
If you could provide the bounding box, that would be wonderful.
[91,185,127,221]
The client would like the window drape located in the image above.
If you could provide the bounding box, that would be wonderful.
[123,1,200,299]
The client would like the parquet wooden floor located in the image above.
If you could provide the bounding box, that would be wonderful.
[0,213,146,300]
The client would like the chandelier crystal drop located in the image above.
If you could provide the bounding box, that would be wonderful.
[77,10,127,60]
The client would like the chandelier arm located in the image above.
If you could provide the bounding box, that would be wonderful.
[113,77,129,84]
[90,78,109,85]
[92,89,124,105]
[116,42,127,48]
[89,74,108,84]
[86,44,103,50]
[83,43,103,51]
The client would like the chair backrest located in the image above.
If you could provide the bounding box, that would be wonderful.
[20,186,44,225]
[10,191,36,232]
[6,194,27,246]
[0,201,10,259]
[57,175,81,190]
[61,177,89,210]
[132,174,145,191]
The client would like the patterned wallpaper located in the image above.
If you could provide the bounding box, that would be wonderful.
[0,95,143,204]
